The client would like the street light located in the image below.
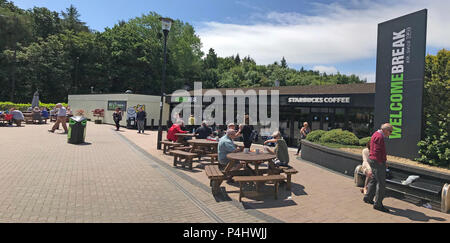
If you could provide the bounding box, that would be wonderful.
[157,17,173,150]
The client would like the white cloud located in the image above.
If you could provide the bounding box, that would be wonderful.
[313,65,338,74]
[354,72,376,83]
[197,0,450,66]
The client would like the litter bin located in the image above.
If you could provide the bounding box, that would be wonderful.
[127,117,136,129]
[68,116,87,144]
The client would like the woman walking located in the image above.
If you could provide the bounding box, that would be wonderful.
[360,142,373,195]
[295,122,311,155]
[113,107,122,131]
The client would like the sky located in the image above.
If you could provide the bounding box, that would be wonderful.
[10,0,450,82]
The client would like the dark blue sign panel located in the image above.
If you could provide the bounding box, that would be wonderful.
[374,9,427,159]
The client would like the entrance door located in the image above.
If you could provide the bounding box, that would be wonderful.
[311,113,321,130]
[310,113,335,131]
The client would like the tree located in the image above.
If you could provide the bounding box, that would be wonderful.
[234,53,241,65]
[417,49,449,167]
[61,5,88,33]
[281,56,287,68]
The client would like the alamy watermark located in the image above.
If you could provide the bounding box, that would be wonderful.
[170,82,279,134]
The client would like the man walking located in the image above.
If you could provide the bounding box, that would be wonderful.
[136,108,146,134]
[363,123,393,213]
[48,103,68,133]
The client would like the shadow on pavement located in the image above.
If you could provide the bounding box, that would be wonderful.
[287,183,308,197]
[242,199,298,209]
[386,206,446,222]
[73,142,92,146]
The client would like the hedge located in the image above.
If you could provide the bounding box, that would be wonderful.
[306,130,327,142]
[319,129,359,146]
[359,137,371,147]
[0,101,68,112]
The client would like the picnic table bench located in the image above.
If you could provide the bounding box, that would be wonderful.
[171,150,198,170]
[271,166,298,191]
[205,165,225,195]
[160,141,183,154]
[233,175,286,202]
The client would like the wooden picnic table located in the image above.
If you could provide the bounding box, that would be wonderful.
[175,133,196,144]
[226,152,276,176]
[226,152,277,192]
[188,139,218,157]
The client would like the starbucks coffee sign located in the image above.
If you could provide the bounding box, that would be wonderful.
[288,97,350,104]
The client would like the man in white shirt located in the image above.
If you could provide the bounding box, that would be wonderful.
[48,103,68,133]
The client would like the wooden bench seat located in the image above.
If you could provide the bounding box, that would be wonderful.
[172,146,193,151]
[233,175,286,202]
[205,165,225,195]
[160,141,183,154]
[278,166,298,191]
[204,153,218,164]
[170,150,198,170]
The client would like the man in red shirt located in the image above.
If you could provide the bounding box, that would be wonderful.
[167,121,188,142]
[363,123,393,213]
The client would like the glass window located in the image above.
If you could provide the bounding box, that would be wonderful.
[347,108,374,138]
[311,107,320,113]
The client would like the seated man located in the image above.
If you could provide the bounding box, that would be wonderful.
[167,121,188,142]
[218,129,242,171]
[10,108,24,127]
[264,131,290,167]
[32,106,42,124]
[195,121,212,139]
[41,107,49,119]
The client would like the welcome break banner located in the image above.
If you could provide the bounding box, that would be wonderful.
[374,9,427,159]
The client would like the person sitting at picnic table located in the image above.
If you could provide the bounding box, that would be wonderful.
[218,129,243,171]
[32,106,42,124]
[10,108,25,127]
[264,131,290,167]
[195,121,212,139]
[41,107,49,119]
[167,120,188,142]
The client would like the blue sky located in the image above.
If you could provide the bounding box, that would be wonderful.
[11,0,450,82]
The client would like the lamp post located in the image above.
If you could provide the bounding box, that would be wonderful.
[157,17,173,150]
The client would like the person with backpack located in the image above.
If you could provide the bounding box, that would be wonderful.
[113,107,122,131]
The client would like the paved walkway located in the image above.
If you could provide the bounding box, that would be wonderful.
[0,123,276,223]
[0,122,449,222]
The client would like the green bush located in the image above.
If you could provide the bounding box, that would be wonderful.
[306,130,327,142]
[319,129,359,145]
[416,49,449,168]
[359,137,371,147]
[0,101,68,112]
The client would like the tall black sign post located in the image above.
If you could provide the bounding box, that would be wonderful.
[374,9,427,159]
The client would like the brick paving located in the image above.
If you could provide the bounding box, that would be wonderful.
[0,123,274,223]
[120,126,450,223]
[0,122,449,223]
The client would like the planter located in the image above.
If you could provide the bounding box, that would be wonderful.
[301,140,362,177]
[301,140,450,213]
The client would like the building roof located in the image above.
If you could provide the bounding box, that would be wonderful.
[175,83,375,96]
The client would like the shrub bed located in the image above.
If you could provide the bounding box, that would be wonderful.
[319,129,359,146]
[0,101,68,112]
[359,136,371,146]
[306,130,326,142]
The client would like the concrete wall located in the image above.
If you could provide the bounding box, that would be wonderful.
[68,94,170,127]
